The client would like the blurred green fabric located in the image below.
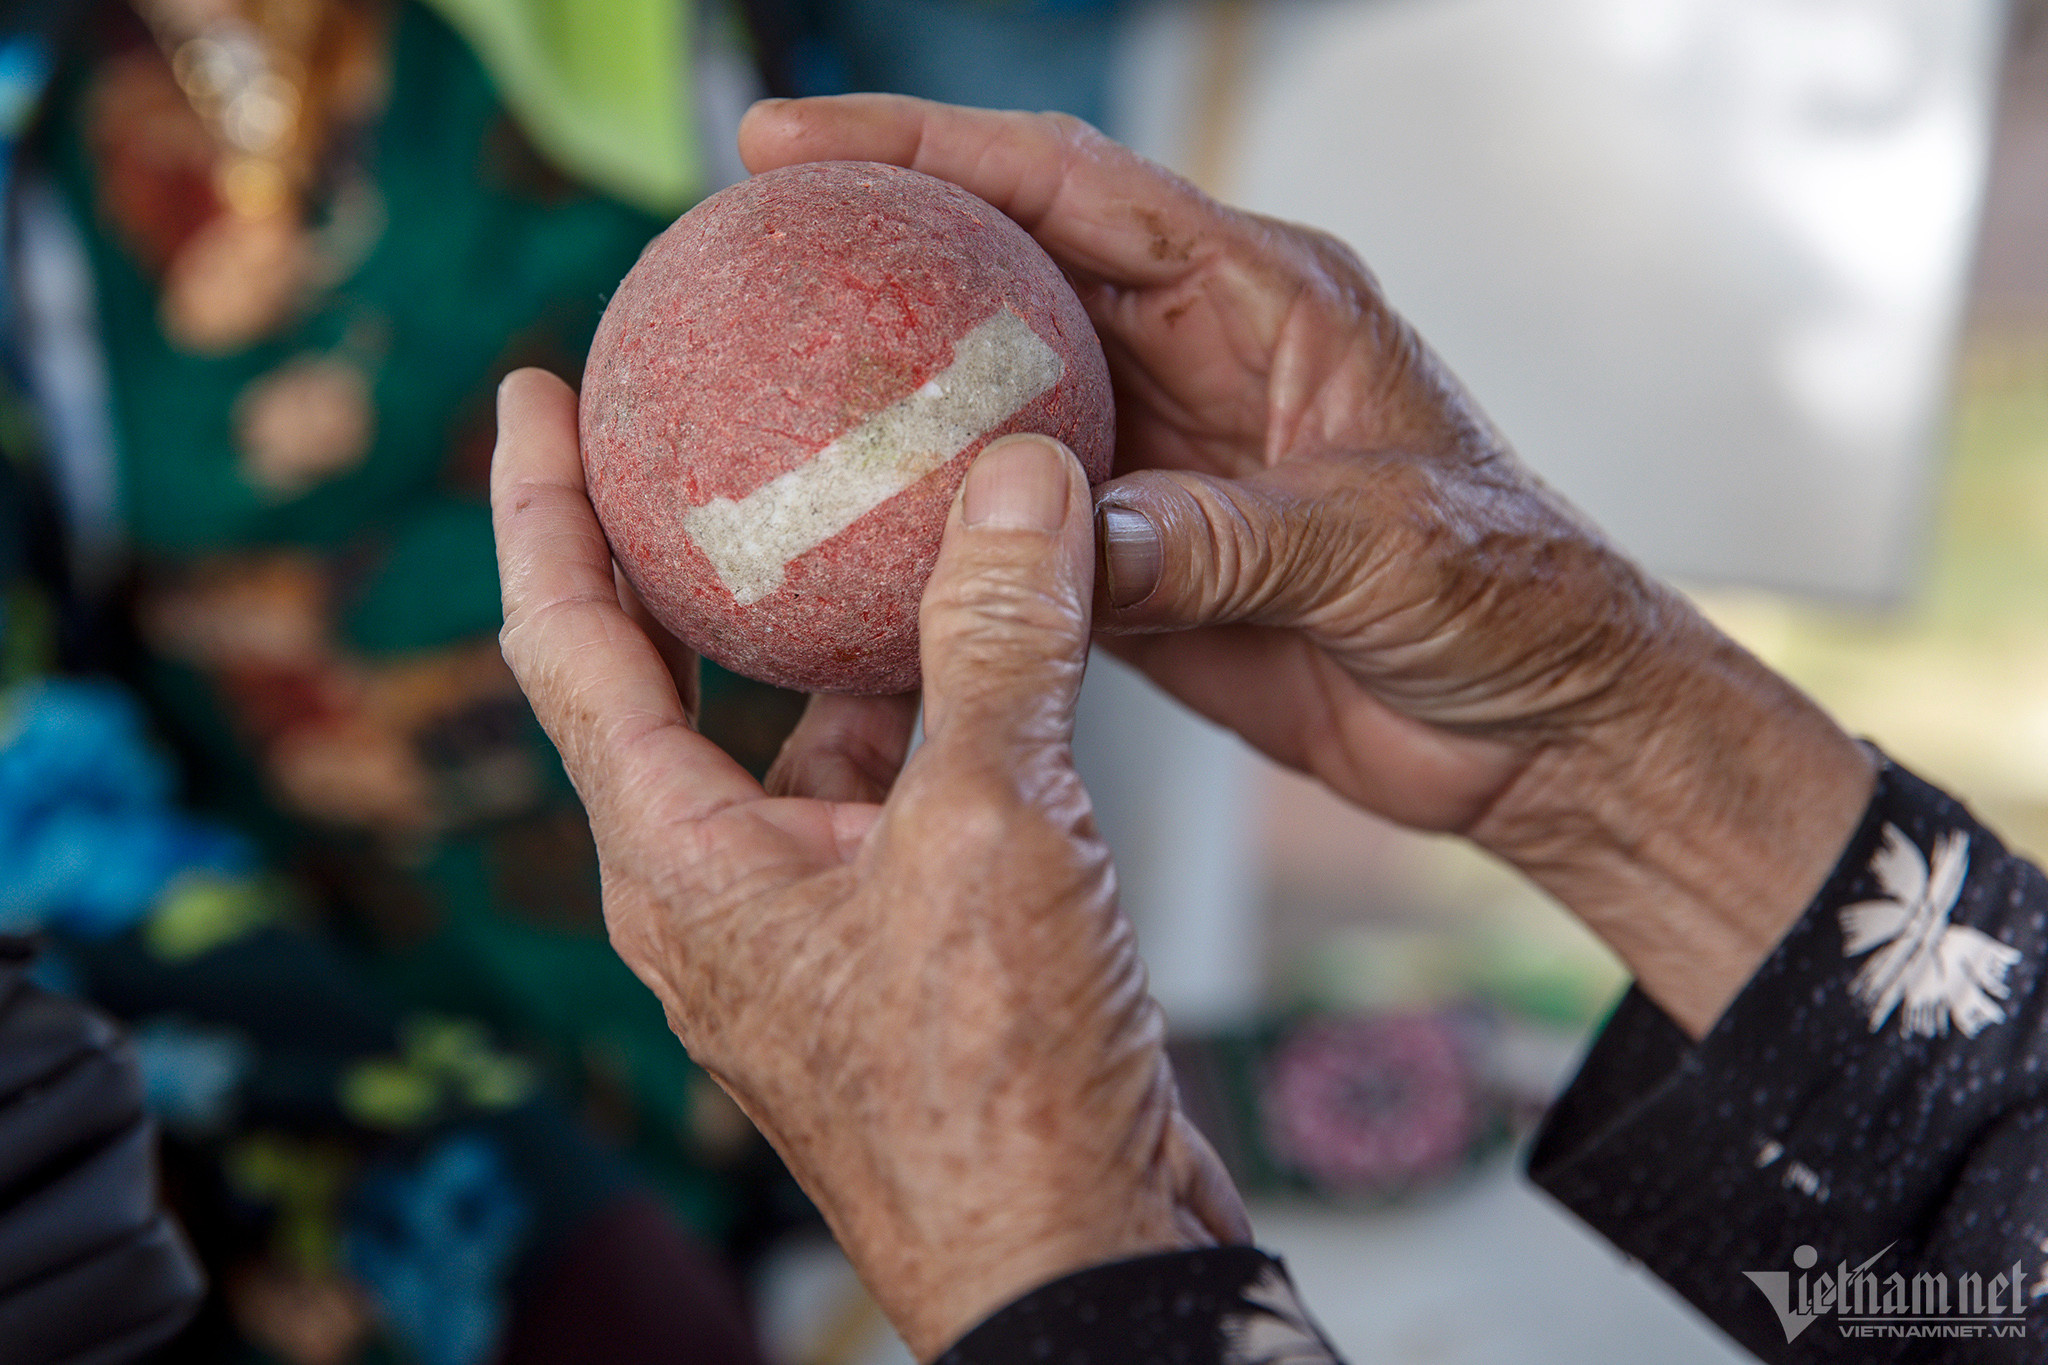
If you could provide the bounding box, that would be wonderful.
[47,0,749,1238]
[421,0,698,213]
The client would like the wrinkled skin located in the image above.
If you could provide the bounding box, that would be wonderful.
[744,93,1629,831]
[496,403,1243,1359]
[495,95,1875,1361]
[735,96,1872,1032]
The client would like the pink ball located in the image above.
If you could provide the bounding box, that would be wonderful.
[580,161,1115,695]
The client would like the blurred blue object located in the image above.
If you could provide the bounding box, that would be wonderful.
[0,36,51,335]
[345,1132,531,1365]
[21,941,78,996]
[131,1016,255,1135]
[0,679,251,936]
[0,38,49,138]
[813,0,1123,130]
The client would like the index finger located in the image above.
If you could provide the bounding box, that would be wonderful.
[491,368,759,823]
[737,95,1228,289]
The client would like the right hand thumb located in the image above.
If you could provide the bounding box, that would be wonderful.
[1091,465,1373,636]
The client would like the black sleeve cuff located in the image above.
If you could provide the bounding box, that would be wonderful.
[1528,757,2048,1361]
[935,1245,1342,1365]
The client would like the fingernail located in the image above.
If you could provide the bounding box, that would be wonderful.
[1097,502,1162,608]
[963,437,1069,531]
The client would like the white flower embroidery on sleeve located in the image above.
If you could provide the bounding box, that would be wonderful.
[1838,825,2021,1039]
[1220,1265,1339,1365]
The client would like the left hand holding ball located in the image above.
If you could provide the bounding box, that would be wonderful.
[493,369,1245,1359]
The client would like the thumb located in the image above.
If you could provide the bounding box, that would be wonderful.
[1091,466,1368,634]
[917,435,1095,754]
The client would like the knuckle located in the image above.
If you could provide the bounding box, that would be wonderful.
[1164,477,1286,620]
[1040,109,1107,151]
[496,613,550,706]
[931,775,1022,846]
[923,555,1084,654]
[906,764,1073,868]
[1299,224,1386,300]
[1177,467,1394,629]
[493,599,561,690]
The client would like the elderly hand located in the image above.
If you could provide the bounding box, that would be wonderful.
[739,95,1875,1037]
[491,370,1246,1360]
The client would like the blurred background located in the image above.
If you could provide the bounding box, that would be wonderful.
[1,0,2042,1363]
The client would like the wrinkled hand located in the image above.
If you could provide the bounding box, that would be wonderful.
[739,93,1593,832]
[491,371,1246,1359]
[740,95,1874,1035]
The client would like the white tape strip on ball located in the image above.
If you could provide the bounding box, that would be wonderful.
[683,308,1065,605]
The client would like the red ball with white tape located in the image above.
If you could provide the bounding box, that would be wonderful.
[579,161,1115,695]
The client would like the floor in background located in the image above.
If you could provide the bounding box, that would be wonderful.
[1252,1157,1752,1365]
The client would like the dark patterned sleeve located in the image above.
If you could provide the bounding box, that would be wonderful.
[942,757,2048,1365]
[935,1246,1342,1365]
[1530,756,2048,1361]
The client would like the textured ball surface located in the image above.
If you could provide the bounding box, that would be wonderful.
[580,161,1115,695]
